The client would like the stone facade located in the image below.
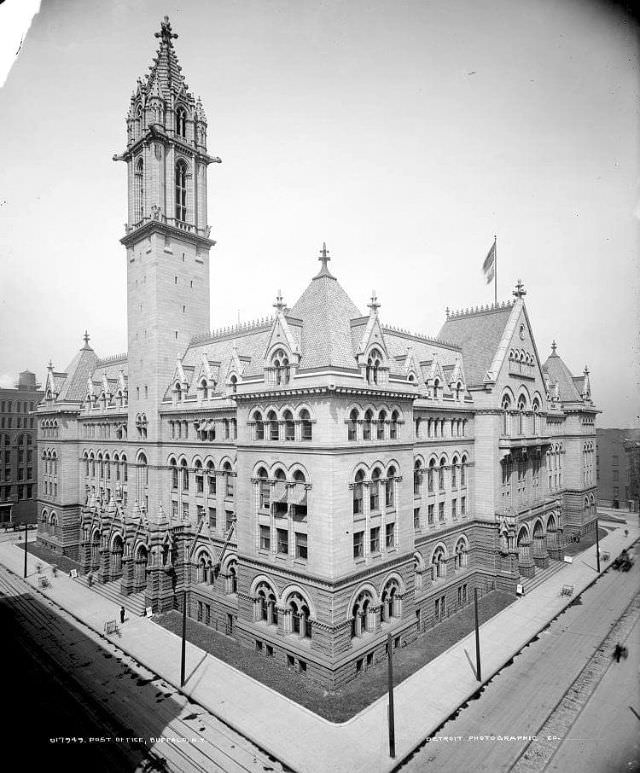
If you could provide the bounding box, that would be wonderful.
[35,18,599,689]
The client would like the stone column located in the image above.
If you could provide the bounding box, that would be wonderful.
[532,534,550,569]
[98,547,111,584]
[518,539,536,578]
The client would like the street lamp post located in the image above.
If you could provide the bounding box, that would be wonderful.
[595,517,600,573]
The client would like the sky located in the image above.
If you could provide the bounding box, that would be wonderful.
[0,0,638,427]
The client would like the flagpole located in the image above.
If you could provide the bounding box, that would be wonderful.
[494,234,497,306]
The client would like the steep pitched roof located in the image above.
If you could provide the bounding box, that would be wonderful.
[145,17,190,105]
[542,349,583,402]
[57,343,99,402]
[289,274,362,370]
[438,303,515,387]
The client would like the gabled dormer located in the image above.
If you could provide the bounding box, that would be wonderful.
[193,352,220,402]
[449,356,467,400]
[170,355,190,404]
[355,292,389,385]
[424,353,447,399]
[398,345,421,385]
[225,344,247,395]
[263,291,301,386]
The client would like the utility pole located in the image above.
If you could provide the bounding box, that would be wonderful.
[23,523,28,578]
[474,588,482,681]
[387,633,396,758]
[180,587,187,687]
[595,517,600,573]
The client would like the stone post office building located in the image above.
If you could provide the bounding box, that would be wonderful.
[36,18,598,688]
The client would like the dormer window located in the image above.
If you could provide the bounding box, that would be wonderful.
[433,378,440,399]
[229,375,238,394]
[272,349,290,386]
[199,378,208,401]
[176,106,187,138]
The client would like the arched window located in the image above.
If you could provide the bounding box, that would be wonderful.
[194,460,204,494]
[255,582,278,625]
[439,458,446,491]
[223,461,234,497]
[414,460,422,496]
[431,546,446,581]
[254,411,264,440]
[175,160,187,221]
[386,465,396,508]
[454,539,468,570]
[176,106,187,138]
[502,394,512,436]
[206,461,216,496]
[370,468,381,511]
[532,399,540,435]
[380,579,401,621]
[363,409,373,441]
[135,157,144,221]
[366,349,382,384]
[433,378,440,399]
[104,453,110,480]
[121,454,128,483]
[351,589,374,637]
[299,409,312,441]
[180,459,189,491]
[272,349,290,385]
[283,410,295,441]
[257,467,270,509]
[451,456,458,489]
[348,408,359,441]
[98,453,104,479]
[113,453,120,481]
[390,410,399,439]
[517,395,526,435]
[287,593,312,639]
[377,409,386,440]
[229,374,238,393]
[353,470,364,515]
[267,410,279,441]
[84,453,89,477]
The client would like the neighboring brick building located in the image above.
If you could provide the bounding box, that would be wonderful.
[597,427,640,508]
[0,370,43,525]
[623,430,640,511]
[35,18,599,688]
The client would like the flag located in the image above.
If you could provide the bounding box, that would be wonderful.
[482,240,496,284]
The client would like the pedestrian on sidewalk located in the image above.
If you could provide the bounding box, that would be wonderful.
[120,606,125,625]
[613,643,625,663]
[88,572,93,587]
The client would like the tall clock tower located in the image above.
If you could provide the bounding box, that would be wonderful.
[115,16,219,444]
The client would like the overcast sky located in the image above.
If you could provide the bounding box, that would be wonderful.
[0,0,638,427]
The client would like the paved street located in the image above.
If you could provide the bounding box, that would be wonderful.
[0,565,283,773]
[400,546,640,772]
[545,614,640,773]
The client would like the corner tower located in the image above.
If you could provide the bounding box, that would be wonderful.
[115,16,220,440]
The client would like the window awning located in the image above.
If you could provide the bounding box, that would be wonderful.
[272,481,288,503]
[289,485,307,506]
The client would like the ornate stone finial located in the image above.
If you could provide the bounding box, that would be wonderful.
[315,242,335,279]
[584,364,589,376]
[47,359,53,370]
[513,279,527,298]
[551,340,557,355]
[155,16,178,44]
[445,306,450,319]
[368,290,380,314]
[83,330,90,348]
[273,289,287,313]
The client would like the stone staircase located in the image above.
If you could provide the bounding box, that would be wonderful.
[75,576,146,617]
[519,559,567,594]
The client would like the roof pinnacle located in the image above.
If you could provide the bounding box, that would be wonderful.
[368,290,381,314]
[513,279,527,298]
[273,289,287,313]
[314,242,335,279]
[155,16,178,45]
[82,330,91,349]
[551,340,557,355]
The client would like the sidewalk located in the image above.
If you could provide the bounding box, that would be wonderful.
[1,511,637,773]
